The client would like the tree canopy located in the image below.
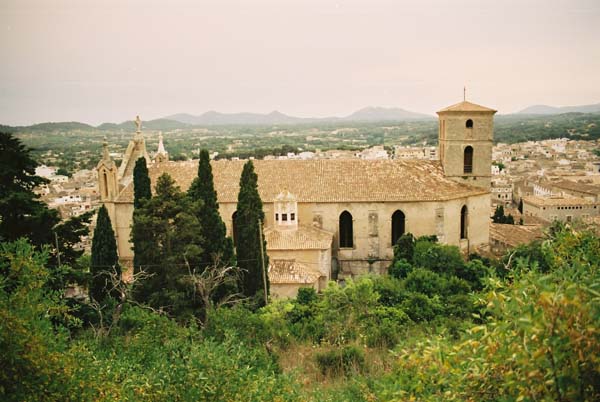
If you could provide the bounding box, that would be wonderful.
[0,132,60,247]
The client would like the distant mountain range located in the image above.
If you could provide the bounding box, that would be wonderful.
[163,106,432,126]
[3,103,600,132]
[517,102,600,115]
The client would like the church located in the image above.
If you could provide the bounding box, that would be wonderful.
[97,100,496,298]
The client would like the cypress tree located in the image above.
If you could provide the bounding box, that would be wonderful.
[518,198,524,214]
[133,157,151,209]
[188,149,235,268]
[90,205,120,303]
[132,173,204,317]
[235,161,269,303]
[133,157,152,272]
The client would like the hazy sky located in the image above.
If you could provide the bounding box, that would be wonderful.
[1,0,599,125]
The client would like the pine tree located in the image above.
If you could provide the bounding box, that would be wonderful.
[187,149,235,268]
[90,205,120,303]
[133,157,151,209]
[0,132,60,247]
[235,161,269,304]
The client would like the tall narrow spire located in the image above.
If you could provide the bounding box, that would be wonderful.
[157,132,166,154]
[463,85,466,101]
[102,136,110,161]
[154,131,169,163]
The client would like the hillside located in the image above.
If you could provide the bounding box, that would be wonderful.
[518,102,600,115]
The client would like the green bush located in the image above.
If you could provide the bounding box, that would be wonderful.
[364,306,410,347]
[404,268,445,296]
[413,241,465,276]
[296,287,318,305]
[388,258,413,279]
[315,345,366,377]
[372,275,407,307]
[402,292,443,322]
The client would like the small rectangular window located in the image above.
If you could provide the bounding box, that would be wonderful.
[275,213,279,221]
[291,213,295,221]
[282,213,287,221]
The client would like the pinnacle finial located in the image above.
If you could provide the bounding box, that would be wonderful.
[102,136,110,160]
[135,115,142,132]
[463,86,466,102]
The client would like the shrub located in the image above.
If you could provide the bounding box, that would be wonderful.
[372,275,407,307]
[402,292,443,322]
[315,345,366,377]
[413,242,465,276]
[388,258,413,279]
[404,268,445,297]
[296,286,318,305]
[393,233,415,262]
[455,259,489,290]
[364,306,410,347]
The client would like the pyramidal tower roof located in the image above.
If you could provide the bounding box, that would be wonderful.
[437,100,497,114]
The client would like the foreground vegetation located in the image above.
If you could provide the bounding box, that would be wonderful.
[2,223,599,401]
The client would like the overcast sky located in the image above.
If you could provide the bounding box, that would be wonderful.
[1,0,599,125]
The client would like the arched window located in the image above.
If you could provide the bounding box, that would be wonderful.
[464,146,473,174]
[232,211,239,247]
[466,119,473,128]
[339,211,353,248]
[391,210,406,246]
[102,172,108,198]
[460,205,468,239]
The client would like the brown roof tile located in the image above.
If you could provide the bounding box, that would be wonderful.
[490,223,543,248]
[265,225,333,250]
[523,195,596,207]
[118,159,488,203]
[437,101,497,114]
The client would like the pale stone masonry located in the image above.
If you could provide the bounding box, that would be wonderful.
[523,195,599,223]
[98,99,495,298]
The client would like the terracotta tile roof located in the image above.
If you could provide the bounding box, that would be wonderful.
[553,180,600,195]
[265,225,333,250]
[523,195,596,207]
[437,101,497,114]
[117,159,488,203]
[490,223,544,248]
[268,259,321,284]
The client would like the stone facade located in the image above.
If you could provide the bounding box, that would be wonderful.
[523,195,600,223]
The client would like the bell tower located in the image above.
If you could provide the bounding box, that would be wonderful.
[437,99,496,189]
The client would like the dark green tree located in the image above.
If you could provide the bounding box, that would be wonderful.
[392,233,416,262]
[187,149,235,268]
[235,161,269,304]
[492,205,516,224]
[133,157,152,209]
[48,211,93,291]
[0,133,60,247]
[90,205,120,303]
[132,173,204,318]
[518,198,524,214]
